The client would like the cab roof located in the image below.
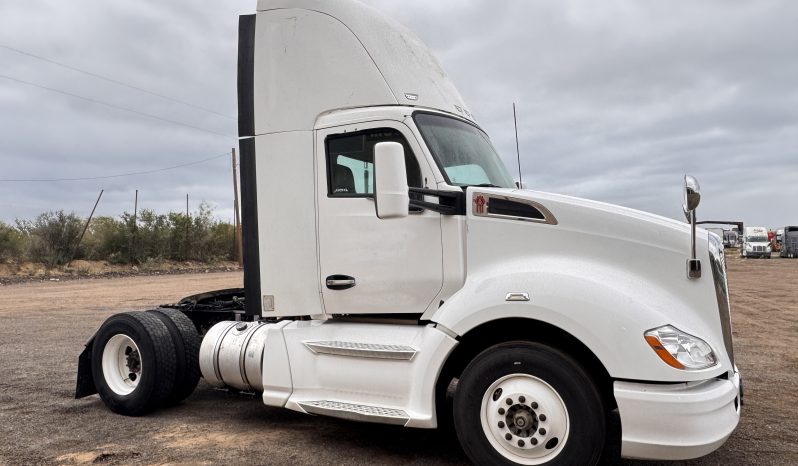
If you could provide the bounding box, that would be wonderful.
[251,0,474,134]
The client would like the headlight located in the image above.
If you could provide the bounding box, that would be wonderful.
[767,245,772,252]
[745,243,753,250]
[644,325,717,370]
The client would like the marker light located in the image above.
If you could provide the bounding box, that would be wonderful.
[644,325,717,370]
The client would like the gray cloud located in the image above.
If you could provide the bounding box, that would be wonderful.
[1,0,796,230]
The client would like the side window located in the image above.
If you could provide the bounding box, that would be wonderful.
[326,128,422,197]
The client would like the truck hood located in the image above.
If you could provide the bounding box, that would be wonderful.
[452,187,732,381]
[467,187,698,256]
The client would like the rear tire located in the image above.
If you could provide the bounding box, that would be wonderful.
[149,309,201,405]
[91,312,177,416]
[454,342,605,465]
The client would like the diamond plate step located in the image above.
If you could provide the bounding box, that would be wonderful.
[303,340,417,360]
[298,400,410,425]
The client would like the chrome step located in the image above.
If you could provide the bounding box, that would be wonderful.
[303,340,417,360]
[298,400,409,425]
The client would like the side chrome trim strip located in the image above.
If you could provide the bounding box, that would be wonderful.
[303,340,417,360]
[298,400,409,426]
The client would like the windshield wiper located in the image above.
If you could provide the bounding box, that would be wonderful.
[469,183,501,188]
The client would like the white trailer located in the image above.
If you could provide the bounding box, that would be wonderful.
[75,1,741,464]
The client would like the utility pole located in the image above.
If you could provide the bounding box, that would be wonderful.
[67,189,104,268]
[185,193,190,260]
[231,148,243,266]
[131,189,138,262]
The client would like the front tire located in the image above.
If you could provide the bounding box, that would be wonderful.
[454,342,605,465]
[91,312,177,416]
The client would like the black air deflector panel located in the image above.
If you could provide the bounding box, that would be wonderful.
[487,198,545,220]
[239,137,261,316]
[237,14,256,137]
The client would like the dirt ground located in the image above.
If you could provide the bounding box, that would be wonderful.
[0,255,796,465]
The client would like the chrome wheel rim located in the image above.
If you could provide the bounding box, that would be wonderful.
[102,334,142,395]
[480,373,569,464]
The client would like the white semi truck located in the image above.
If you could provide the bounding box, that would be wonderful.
[741,226,771,258]
[75,1,742,464]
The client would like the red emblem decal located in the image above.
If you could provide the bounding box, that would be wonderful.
[474,195,486,214]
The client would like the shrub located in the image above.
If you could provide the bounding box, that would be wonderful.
[0,221,26,261]
[16,211,84,267]
[83,216,129,262]
[2,204,236,266]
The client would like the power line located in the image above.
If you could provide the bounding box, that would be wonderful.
[0,152,229,182]
[0,43,236,120]
[0,73,236,139]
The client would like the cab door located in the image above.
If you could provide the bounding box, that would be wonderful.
[315,120,442,315]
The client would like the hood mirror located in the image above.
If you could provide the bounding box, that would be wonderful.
[683,175,701,220]
[683,174,701,279]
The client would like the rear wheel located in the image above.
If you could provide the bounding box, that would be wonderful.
[91,312,177,416]
[454,342,605,465]
[148,309,201,405]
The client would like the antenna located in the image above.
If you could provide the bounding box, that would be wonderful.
[513,102,522,188]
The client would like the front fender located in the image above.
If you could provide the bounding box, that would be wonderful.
[430,256,730,382]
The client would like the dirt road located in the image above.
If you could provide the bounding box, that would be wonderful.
[0,258,796,465]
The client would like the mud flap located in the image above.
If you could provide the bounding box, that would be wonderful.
[75,337,97,398]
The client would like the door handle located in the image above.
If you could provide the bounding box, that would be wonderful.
[326,275,356,290]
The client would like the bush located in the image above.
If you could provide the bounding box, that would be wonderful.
[135,209,171,262]
[83,216,130,263]
[16,211,83,267]
[0,221,26,261]
[2,204,236,267]
[164,203,236,262]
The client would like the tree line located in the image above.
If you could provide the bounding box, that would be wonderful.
[0,203,236,267]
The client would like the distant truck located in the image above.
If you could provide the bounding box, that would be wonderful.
[780,226,798,258]
[741,226,771,258]
[707,228,725,244]
[723,230,740,248]
[73,1,741,465]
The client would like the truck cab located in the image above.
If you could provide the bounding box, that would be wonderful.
[76,1,742,464]
[781,226,798,258]
[741,226,771,258]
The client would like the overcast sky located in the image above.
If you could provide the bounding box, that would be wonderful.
[1,0,796,229]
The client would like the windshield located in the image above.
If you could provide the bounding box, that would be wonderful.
[414,112,516,188]
[747,236,768,243]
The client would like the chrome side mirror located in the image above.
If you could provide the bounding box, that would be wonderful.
[683,175,701,219]
[683,175,701,278]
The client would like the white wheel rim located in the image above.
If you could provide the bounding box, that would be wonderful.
[480,374,569,465]
[101,334,142,395]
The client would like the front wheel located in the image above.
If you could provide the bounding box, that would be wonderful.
[454,342,605,465]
